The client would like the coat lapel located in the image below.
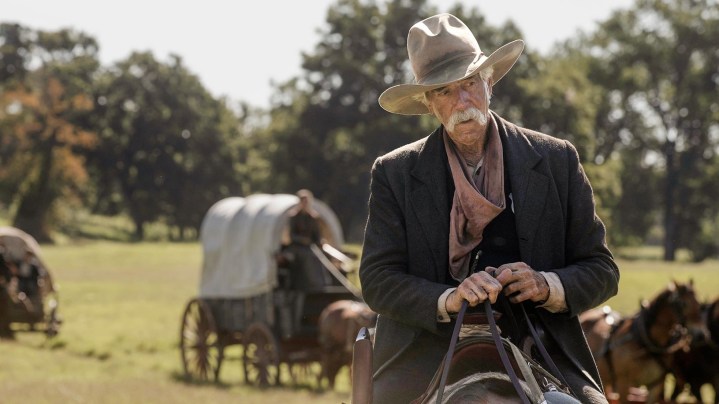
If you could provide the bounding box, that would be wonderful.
[406,116,550,280]
[409,127,451,283]
[495,114,548,264]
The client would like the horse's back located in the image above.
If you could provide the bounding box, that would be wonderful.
[318,299,376,388]
[319,300,375,347]
[580,306,620,354]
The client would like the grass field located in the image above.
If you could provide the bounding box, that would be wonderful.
[1,241,717,403]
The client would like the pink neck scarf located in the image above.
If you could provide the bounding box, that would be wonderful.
[443,115,506,281]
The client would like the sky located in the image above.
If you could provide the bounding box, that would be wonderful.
[3,0,634,108]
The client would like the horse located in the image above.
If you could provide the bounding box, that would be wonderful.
[318,299,376,389]
[668,296,719,404]
[426,371,532,404]
[579,280,707,404]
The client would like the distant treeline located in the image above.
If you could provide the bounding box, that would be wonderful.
[0,0,717,261]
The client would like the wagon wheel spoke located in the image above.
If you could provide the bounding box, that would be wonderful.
[180,298,223,382]
[243,322,280,388]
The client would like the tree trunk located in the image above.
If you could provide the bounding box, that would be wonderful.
[13,133,57,243]
[13,194,53,242]
[132,218,145,241]
[663,140,677,261]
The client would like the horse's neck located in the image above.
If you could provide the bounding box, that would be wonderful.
[633,300,676,352]
[644,305,676,348]
[707,301,719,345]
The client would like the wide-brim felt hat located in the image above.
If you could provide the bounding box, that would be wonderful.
[378,13,524,115]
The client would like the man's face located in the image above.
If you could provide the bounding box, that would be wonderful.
[299,196,310,210]
[426,74,492,147]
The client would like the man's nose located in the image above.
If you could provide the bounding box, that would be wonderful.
[456,88,473,106]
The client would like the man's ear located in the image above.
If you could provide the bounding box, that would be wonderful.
[487,78,494,100]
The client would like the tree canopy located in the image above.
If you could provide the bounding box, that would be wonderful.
[586,0,719,260]
[0,23,99,241]
[0,0,717,261]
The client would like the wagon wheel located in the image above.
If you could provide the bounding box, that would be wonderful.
[180,298,223,382]
[243,322,281,387]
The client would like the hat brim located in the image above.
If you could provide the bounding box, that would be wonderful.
[378,39,525,115]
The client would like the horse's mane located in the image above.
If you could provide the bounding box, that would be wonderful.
[641,282,693,323]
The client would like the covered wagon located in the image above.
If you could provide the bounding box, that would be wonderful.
[0,226,61,338]
[179,193,361,386]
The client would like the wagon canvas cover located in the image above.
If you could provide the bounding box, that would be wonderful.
[0,226,54,293]
[198,194,344,298]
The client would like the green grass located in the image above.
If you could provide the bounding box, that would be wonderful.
[606,254,719,315]
[0,241,716,403]
[0,241,351,404]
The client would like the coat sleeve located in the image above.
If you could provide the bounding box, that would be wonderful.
[359,157,450,334]
[551,140,619,317]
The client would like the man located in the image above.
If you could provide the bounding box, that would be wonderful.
[288,189,322,247]
[283,189,330,291]
[17,249,41,299]
[359,13,619,404]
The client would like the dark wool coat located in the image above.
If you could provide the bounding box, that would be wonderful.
[359,111,619,398]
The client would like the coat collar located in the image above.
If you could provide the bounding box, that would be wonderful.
[408,112,549,278]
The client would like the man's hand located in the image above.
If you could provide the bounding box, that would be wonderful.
[445,271,503,313]
[486,262,550,304]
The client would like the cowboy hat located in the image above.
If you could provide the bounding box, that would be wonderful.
[378,13,524,115]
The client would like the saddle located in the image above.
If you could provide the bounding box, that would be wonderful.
[414,333,572,403]
[351,301,580,404]
[352,327,374,404]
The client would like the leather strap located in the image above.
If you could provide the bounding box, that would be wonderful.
[520,304,575,396]
[485,300,531,404]
[434,299,531,404]
[435,299,468,404]
[352,327,374,404]
[435,249,483,404]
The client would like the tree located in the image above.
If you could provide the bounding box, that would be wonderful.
[587,0,719,260]
[264,0,433,238]
[0,23,31,84]
[265,0,549,239]
[89,52,243,239]
[0,24,99,241]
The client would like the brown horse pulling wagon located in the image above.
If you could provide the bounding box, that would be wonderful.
[179,194,361,386]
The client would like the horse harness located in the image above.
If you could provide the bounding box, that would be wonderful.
[701,299,719,350]
[599,292,692,393]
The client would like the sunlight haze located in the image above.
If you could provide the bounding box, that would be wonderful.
[4,0,633,108]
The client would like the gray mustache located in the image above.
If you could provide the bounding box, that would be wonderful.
[447,107,487,132]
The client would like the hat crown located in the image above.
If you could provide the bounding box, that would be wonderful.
[377,13,524,115]
[408,13,483,86]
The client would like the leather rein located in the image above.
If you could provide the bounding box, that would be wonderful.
[434,297,572,403]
